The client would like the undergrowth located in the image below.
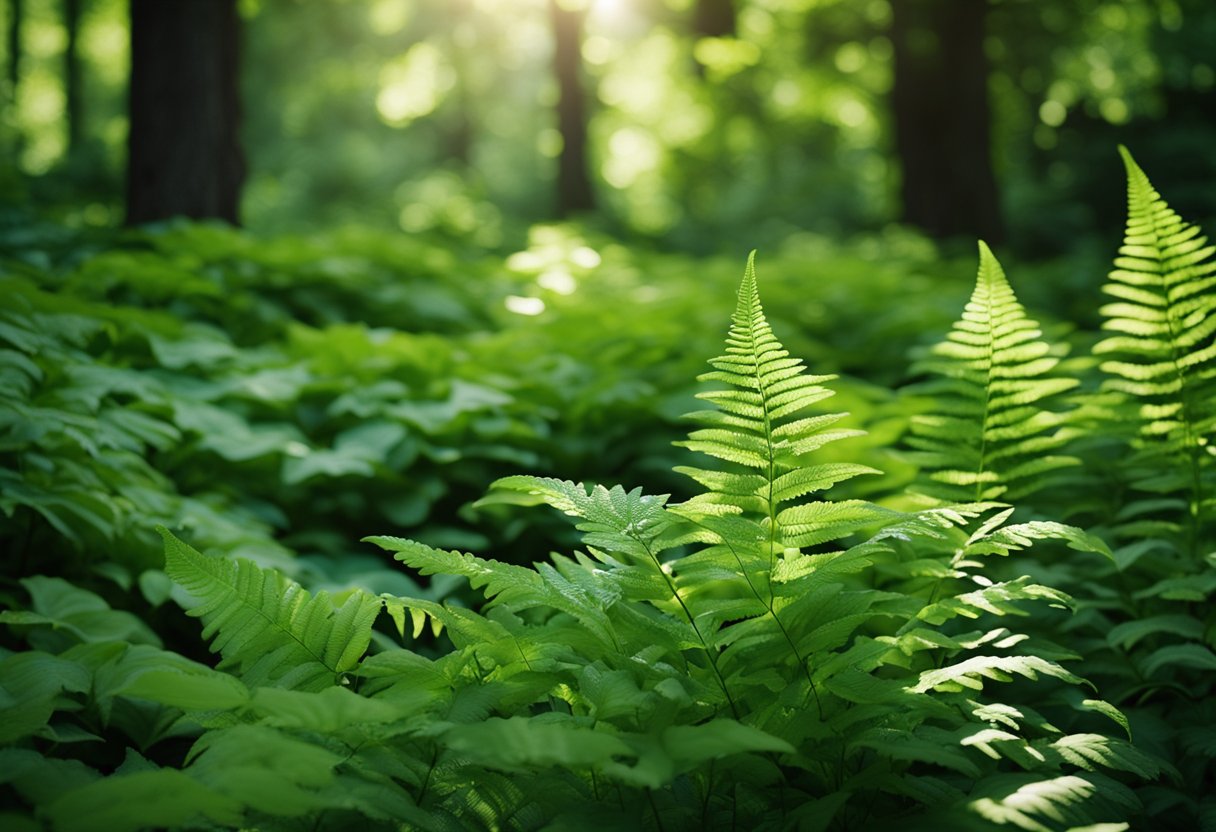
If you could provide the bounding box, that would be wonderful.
[0,148,1211,830]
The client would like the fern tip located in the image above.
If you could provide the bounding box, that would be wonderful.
[1116,144,1141,177]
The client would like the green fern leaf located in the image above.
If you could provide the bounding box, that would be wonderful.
[675,251,878,529]
[367,535,619,650]
[366,534,552,603]
[967,773,1139,832]
[1105,614,1205,650]
[488,476,676,564]
[1048,734,1170,779]
[442,715,634,772]
[185,725,341,816]
[160,527,381,690]
[912,654,1083,694]
[906,241,1079,504]
[1096,146,1216,552]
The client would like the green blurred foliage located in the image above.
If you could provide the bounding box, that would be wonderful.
[0,0,1212,253]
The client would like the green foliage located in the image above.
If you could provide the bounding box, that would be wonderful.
[1094,146,1216,552]
[4,150,1216,830]
[358,258,1148,829]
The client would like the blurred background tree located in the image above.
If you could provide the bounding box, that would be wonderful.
[0,0,1212,255]
[126,0,244,224]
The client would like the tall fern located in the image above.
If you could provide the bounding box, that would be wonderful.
[1094,145,1216,556]
[904,242,1079,505]
[1063,148,1216,831]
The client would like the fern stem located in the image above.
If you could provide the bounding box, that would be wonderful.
[975,270,997,505]
[645,787,667,832]
[417,744,439,807]
[17,507,38,578]
[638,535,740,719]
[686,515,824,719]
[512,637,534,671]
[1139,194,1208,560]
[1159,251,1206,559]
[749,317,781,606]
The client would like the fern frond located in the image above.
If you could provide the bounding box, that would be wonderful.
[1095,146,1216,553]
[367,535,621,651]
[912,654,1084,694]
[906,242,1080,504]
[966,773,1139,832]
[488,476,677,564]
[675,251,879,536]
[160,527,381,691]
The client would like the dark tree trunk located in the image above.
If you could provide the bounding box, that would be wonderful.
[125,0,245,225]
[7,0,21,102]
[694,0,735,38]
[443,0,473,165]
[890,0,1003,243]
[63,0,82,153]
[549,0,594,217]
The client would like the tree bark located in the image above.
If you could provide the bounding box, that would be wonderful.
[890,0,1003,243]
[64,0,82,153]
[125,0,245,225]
[443,0,473,165]
[7,0,21,102]
[549,0,594,217]
[693,0,735,38]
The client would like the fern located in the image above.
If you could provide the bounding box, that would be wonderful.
[1050,148,1216,831]
[674,251,881,541]
[905,241,1080,505]
[1094,146,1216,555]
[160,526,381,691]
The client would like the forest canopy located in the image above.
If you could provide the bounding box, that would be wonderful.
[1,0,1214,253]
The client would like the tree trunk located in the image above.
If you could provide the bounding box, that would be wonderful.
[443,0,473,166]
[890,0,1003,243]
[549,0,594,217]
[63,0,82,153]
[125,0,245,225]
[693,0,735,38]
[7,0,21,104]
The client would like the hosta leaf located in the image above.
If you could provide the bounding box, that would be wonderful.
[252,686,404,731]
[0,576,161,647]
[116,668,250,713]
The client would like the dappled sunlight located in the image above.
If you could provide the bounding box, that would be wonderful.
[505,224,603,299]
[376,43,454,127]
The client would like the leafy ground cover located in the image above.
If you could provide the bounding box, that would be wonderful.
[1,149,1212,830]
